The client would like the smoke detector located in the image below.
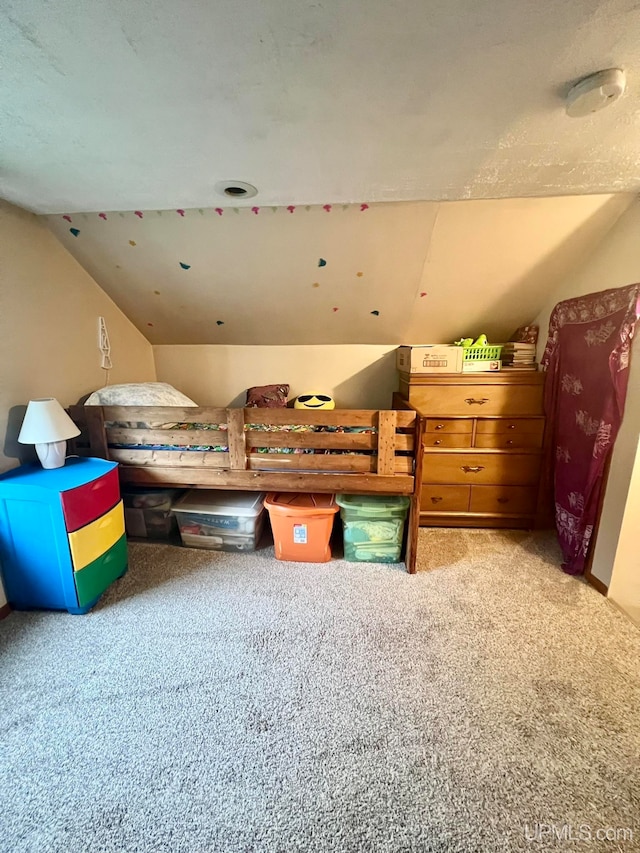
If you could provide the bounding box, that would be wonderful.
[566,69,626,118]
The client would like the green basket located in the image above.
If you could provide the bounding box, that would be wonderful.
[462,345,503,361]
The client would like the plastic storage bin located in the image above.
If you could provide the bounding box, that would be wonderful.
[264,493,339,563]
[122,487,184,540]
[173,490,266,552]
[336,494,410,563]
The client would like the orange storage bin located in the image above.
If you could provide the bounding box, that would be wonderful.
[264,493,339,563]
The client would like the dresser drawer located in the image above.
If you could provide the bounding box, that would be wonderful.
[421,485,470,512]
[62,467,120,532]
[469,486,538,515]
[423,434,472,449]
[475,418,544,437]
[68,501,125,570]
[474,432,543,450]
[424,419,473,434]
[409,383,543,416]
[424,452,542,486]
[74,534,127,607]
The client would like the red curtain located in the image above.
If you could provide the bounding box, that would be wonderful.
[541,284,640,575]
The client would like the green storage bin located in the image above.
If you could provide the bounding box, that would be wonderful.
[336,494,410,563]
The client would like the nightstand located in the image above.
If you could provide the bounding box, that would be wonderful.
[0,457,127,614]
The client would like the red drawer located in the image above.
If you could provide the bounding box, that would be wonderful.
[62,468,120,532]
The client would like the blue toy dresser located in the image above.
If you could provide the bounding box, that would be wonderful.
[0,458,127,614]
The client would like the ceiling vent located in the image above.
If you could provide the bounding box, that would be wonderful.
[215,180,258,199]
[566,69,626,118]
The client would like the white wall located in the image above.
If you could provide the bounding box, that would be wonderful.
[153,344,399,409]
[534,199,640,619]
[0,200,157,609]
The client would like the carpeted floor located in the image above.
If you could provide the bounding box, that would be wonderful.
[1,529,639,853]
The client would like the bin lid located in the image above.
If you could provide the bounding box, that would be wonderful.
[264,493,338,514]
[335,494,410,513]
[173,490,265,517]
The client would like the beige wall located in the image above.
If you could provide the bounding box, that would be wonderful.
[153,344,399,409]
[534,199,640,620]
[0,200,156,608]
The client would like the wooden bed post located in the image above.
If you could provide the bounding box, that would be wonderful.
[84,405,109,460]
[376,411,397,476]
[404,414,425,574]
[226,408,247,470]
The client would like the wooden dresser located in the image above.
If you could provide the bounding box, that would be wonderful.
[394,372,546,528]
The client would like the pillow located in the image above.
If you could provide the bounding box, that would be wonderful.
[245,384,289,408]
[85,382,198,407]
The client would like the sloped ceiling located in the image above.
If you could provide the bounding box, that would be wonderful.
[2,0,640,213]
[45,194,634,345]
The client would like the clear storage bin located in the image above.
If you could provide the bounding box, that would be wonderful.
[336,494,410,563]
[173,490,266,552]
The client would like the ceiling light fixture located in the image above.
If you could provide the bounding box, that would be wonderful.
[565,68,626,118]
[214,180,258,199]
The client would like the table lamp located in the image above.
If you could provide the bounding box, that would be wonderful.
[18,398,81,469]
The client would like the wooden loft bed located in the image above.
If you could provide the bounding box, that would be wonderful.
[68,405,425,573]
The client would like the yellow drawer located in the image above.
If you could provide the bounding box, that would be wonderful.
[469,486,538,515]
[424,419,473,434]
[474,432,543,449]
[424,452,542,486]
[68,501,125,571]
[423,433,472,449]
[421,485,470,512]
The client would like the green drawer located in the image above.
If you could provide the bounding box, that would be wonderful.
[74,534,128,607]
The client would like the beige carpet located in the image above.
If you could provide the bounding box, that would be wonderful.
[1,528,638,852]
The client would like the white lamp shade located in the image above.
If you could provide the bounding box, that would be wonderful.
[18,398,81,445]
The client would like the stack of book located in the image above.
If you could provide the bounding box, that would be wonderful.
[501,342,538,371]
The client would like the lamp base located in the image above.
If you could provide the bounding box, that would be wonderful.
[35,440,67,469]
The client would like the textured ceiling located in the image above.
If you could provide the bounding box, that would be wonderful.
[2,0,640,214]
[44,194,634,345]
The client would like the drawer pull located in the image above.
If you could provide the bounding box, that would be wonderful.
[461,465,484,473]
[464,398,489,406]
[508,424,516,429]
[433,440,442,446]
[506,439,514,446]
[430,496,443,504]
[435,424,445,430]
[497,497,509,504]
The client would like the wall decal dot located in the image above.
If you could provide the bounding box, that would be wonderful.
[251,206,260,214]
[360,203,369,211]
[62,215,72,223]
[129,240,136,246]
[176,209,185,217]
[98,213,107,220]
[115,265,121,269]
[323,204,332,212]
[370,310,380,316]
[215,208,224,216]
[134,211,144,218]
[333,307,339,312]
[154,290,161,295]
[147,322,153,327]
[312,282,320,288]
[69,228,80,237]
[179,262,191,270]
[216,320,224,326]
[356,272,363,277]
[287,206,296,213]
[318,258,327,267]
[420,292,427,297]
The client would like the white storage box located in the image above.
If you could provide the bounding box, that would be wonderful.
[462,359,502,373]
[397,345,463,374]
[173,490,266,552]
[122,487,184,540]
